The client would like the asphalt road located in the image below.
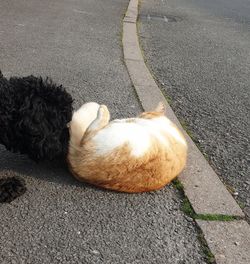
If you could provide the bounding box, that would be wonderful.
[183,0,250,24]
[139,0,250,219]
[0,0,206,263]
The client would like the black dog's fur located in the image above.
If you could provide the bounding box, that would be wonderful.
[0,176,26,203]
[0,71,73,161]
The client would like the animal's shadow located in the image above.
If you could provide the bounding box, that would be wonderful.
[0,146,101,191]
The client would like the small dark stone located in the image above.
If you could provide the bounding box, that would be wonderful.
[0,177,26,203]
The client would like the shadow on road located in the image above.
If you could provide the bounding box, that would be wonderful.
[0,146,96,189]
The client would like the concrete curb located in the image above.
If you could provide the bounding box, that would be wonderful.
[122,0,250,263]
[196,220,250,264]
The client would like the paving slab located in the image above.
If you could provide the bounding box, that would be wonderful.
[123,0,137,23]
[123,23,142,61]
[123,22,138,43]
[180,136,245,216]
[125,59,159,87]
[196,220,250,264]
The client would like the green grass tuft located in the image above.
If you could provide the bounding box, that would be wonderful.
[172,179,184,191]
[195,214,239,221]
[198,233,216,263]
[238,201,246,209]
[225,183,236,195]
[182,197,196,218]
[164,94,173,105]
[179,120,195,140]
[180,198,216,263]
[180,194,239,221]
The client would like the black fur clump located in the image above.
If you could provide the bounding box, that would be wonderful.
[0,177,27,203]
[0,71,73,161]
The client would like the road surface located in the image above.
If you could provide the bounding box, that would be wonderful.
[0,0,206,263]
[139,0,250,220]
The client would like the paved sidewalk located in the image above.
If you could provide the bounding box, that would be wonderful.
[0,0,207,263]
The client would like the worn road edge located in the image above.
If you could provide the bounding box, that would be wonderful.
[122,0,250,263]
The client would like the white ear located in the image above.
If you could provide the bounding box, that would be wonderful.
[155,102,165,113]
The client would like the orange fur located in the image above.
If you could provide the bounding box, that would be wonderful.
[67,103,187,193]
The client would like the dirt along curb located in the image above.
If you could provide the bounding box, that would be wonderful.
[122,0,250,263]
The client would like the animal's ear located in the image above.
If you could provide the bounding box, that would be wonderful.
[154,102,165,114]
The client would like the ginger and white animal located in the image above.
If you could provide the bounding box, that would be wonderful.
[67,102,187,193]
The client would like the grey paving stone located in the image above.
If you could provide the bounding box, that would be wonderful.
[196,220,250,264]
[123,23,143,61]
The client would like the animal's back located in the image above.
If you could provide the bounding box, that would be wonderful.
[68,114,187,193]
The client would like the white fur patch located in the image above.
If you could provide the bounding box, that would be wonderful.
[92,116,186,157]
[70,102,100,146]
[151,117,187,146]
[93,122,151,157]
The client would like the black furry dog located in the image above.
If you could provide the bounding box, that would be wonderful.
[0,71,73,161]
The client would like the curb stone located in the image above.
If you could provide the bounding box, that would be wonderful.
[122,0,250,263]
[196,220,250,264]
